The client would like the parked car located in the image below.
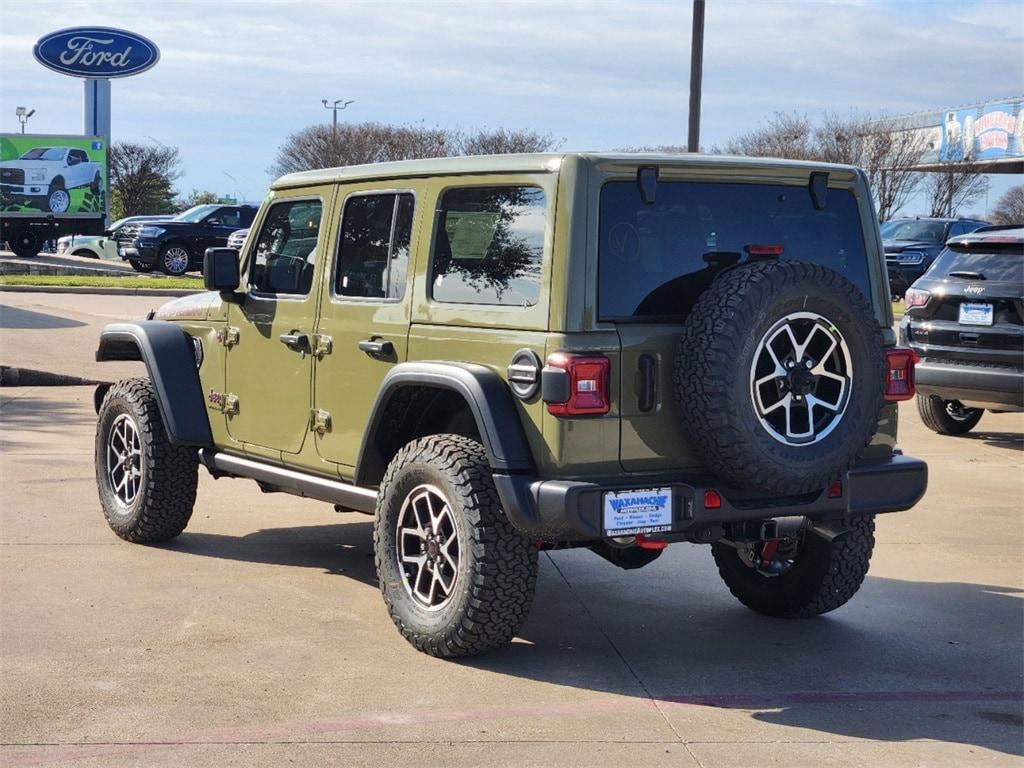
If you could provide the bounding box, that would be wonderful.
[901,227,1024,434]
[117,204,258,275]
[0,145,103,214]
[57,215,168,260]
[93,153,927,658]
[226,227,249,251]
[881,217,989,297]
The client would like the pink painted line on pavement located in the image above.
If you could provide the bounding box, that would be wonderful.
[3,689,1020,767]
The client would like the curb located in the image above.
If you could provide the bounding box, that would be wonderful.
[0,366,106,387]
[0,284,199,297]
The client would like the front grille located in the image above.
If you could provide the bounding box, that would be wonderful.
[1,168,25,185]
[117,224,142,246]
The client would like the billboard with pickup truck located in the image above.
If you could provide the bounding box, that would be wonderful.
[0,134,107,257]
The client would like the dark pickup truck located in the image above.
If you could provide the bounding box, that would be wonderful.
[118,203,257,275]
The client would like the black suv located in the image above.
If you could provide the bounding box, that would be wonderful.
[901,227,1024,435]
[882,217,989,297]
[118,204,257,275]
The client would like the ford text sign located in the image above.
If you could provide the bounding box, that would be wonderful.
[33,27,160,79]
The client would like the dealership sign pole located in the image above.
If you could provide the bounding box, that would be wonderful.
[33,27,160,223]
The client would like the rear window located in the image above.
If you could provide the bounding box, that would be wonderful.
[927,248,1024,283]
[598,180,871,321]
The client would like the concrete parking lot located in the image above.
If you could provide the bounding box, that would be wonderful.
[1,292,1022,767]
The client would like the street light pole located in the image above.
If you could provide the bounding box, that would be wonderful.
[687,0,705,153]
[16,106,35,134]
[321,99,354,134]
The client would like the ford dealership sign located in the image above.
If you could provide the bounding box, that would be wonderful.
[33,27,160,79]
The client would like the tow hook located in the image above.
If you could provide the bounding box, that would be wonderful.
[759,538,781,569]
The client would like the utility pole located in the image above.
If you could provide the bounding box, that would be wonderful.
[687,0,705,153]
[322,99,354,134]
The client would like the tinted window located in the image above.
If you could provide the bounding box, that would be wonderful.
[598,180,871,321]
[431,186,546,306]
[879,220,947,242]
[927,248,1023,283]
[215,208,243,228]
[336,193,415,300]
[249,199,323,295]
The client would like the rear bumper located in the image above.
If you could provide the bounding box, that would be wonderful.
[915,359,1024,409]
[494,454,928,542]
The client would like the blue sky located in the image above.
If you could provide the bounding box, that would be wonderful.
[1,0,1021,214]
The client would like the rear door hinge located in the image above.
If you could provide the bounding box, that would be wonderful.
[310,408,332,435]
[218,326,240,348]
[313,333,333,358]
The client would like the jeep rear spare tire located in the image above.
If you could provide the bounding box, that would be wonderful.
[675,260,885,495]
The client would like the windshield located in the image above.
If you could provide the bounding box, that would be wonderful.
[927,248,1024,283]
[20,148,65,161]
[879,220,947,243]
[598,180,871,320]
[173,204,220,223]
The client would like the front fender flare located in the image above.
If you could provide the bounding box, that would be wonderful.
[355,362,533,486]
[95,321,213,446]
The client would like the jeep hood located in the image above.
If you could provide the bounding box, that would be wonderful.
[152,292,218,321]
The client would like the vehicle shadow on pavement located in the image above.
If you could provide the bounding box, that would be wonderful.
[159,522,1023,756]
[0,394,96,450]
[958,430,1024,452]
[466,551,1024,757]
[0,304,88,330]
[167,523,379,587]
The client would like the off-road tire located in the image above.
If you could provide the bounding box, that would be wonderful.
[95,378,199,542]
[129,259,155,273]
[674,260,886,495]
[712,516,875,617]
[916,394,983,435]
[374,434,538,657]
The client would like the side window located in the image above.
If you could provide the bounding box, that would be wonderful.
[217,208,243,228]
[67,150,83,165]
[248,199,323,296]
[335,192,415,300]
[431,186,546,307]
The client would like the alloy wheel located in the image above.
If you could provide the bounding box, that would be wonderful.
[395,484,460,610]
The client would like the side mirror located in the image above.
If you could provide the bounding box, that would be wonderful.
[206,218,221,227]
[204,247,241,298]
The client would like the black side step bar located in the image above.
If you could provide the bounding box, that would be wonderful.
[199,450,378,513]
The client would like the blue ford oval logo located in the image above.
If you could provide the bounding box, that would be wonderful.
[33,27,160,79]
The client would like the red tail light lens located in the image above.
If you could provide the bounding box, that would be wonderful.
[903,287,930,308]
[704,489,722,509]
[545,353,610,416]
[827,480,843,498]
[885,347,919,402]
[745,244,785,256]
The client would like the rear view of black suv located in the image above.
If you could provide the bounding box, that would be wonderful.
[901,228,1024,435]
[118,204,257,275]
[882,217,989,297]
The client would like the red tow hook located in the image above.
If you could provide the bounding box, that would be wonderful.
[760,538,781,569]
[636,534,668,550]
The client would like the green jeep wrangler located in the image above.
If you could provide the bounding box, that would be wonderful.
[94,153,928,657]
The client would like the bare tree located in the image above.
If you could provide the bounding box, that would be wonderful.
[990,184,1024,225]
[175,188,220,211]
[924,167,989,217]
[722,113,816,160]
[458,127,561,156]
[109,142,182,220]
[270,122,562,178]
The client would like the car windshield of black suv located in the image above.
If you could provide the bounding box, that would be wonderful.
[879,220,946,242]
[173,204,221,223]
[598,180,870,320]
[927,247,1024,283]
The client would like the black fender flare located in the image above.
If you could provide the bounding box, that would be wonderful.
[95,321,213,446]
[355,361,533,486]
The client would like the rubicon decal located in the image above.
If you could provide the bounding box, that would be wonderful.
[34,27,160,79]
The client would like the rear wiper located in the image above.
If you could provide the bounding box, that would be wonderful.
[948,271,986,280]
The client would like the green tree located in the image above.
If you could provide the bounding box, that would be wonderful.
[109,141,182,220]
[176,188,219,211]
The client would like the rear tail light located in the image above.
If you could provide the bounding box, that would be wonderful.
[704,489,722,509]
[885,347,919,401]
[903,287,930,308]
[543,353,610,416]
[827,480,843,498]
[745,244,784,256]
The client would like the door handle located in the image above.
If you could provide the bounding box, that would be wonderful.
[279,332,310,353]
[358,338,394,359]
